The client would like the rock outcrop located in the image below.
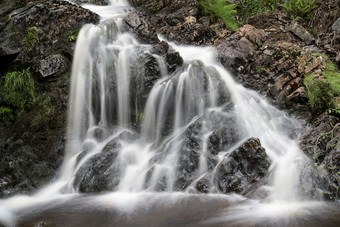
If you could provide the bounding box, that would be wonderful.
[0,0,99,198]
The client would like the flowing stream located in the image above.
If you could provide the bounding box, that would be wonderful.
[1,1,340,226]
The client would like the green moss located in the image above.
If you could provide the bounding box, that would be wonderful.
[237,0,279,23]
[199,0,238,31]
[304,60,340,113]
[0,68,38,125]
[23,26,39,52]
[304,74,333,111]
[31,95,55,127]
[323,62,340,96]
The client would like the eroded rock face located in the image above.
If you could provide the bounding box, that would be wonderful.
[74,131,136,193]
[214,138,270,194]
[123,11,159,44]
[0,0,99,198]
[194,138,270,196]
[301,114,340,200]
[0,0,99,74]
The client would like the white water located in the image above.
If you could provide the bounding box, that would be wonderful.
[0,1,333,226]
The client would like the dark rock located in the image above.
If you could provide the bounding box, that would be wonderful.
[123,11,159,44]
[166,50,183,73]
[301,114,340,200]
[0,0,99,197]
[74,130,136,192]
[217,25,265,68]
[151,40,169,55]
[196,173,214,193]
[71,0,110,5]
[151,40,183,73]
[285,21,316,45]
[38,54,68,77]
[174,107,239,191]
[0,0,99,69]
[218,37,255,68]
[214,138,270,194]
[0,139,55,198]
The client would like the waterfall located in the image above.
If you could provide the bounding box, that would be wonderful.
[0,1,337,226]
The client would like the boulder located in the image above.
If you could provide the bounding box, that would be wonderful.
[214,138,270,194]
[74,131,136,192]
[285,21,315,44]
[123,11,159,44]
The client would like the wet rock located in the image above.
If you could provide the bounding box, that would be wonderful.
[74,131,135,192]
[0,0,99,197]
[0,139,55,198]
[214,138,270,194]
[151,40,169,55]
[71,0,110,5]
[301,114,340,200]
[128,47,163,127]
[286,21,315,44]
[196,173,214,193]
[123,11,159,44]
[175,107,240,191]
[166,50,184,73]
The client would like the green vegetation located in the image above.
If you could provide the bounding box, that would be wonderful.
[237,0,279,23]
[0,68,38,125]
[68,31,76,42]
[304,74,332,111]
[31,95,55,127]
[323,62,340,96]
[256,65,265,73]
[304,60,340,113]
[199,0,238,31]
[280,0,317,19]
[23,26,39,51]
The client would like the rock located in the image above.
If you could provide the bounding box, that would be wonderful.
[301,114,340,200]
[0,0,99,197]
[174,106,240,191]
[151,40,169,55]
[196,173,214,193]
[0,0,99,72]
[0,139,55,198]
[285,21,315,44]
[71,0,110,5]
[166,50,183,73]
[214,138,270,194]
[123,11,159,44]
[74,131,135,192]
[332,18,340,34]
[305,56,323,74]
[38,54,68,77]
[238,24,266,46]
[217,37,255,68]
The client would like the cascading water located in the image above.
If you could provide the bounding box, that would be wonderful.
[1,1,339,226]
